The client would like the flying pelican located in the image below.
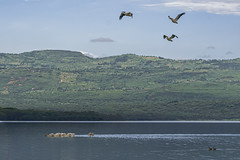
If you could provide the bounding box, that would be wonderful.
[168,12,185,24]
[163,34,178,42]
[119,11,133,20]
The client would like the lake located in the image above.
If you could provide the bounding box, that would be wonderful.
[0,121,240,160]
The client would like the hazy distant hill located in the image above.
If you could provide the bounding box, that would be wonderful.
[0,50,240,120]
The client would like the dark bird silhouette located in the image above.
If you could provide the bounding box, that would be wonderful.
[119,11,133,20]
[208,147,217,151]
[163,34,178,42]
[168,12,185,24]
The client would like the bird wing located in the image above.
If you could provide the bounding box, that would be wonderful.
[163,35,167,39]
[175,12,185,20]
[119,11,126,20]
[170,34,178,39]
[128,12,133,17]
[119,12,125,20]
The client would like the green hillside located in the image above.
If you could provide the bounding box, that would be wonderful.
[1,50,240,120]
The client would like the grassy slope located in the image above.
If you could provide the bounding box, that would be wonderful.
[0,50,240,120]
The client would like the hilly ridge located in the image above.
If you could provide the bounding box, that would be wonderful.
[0,50,240,120]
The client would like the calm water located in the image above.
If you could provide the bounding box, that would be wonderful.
[1,121,240,160]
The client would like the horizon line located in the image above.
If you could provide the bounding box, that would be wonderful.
[0,49,239,61]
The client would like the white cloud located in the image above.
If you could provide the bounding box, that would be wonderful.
[80,51,99,58]
[142,0,240,15]
[198,54,212,59]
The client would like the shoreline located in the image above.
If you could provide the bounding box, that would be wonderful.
[1,120,240,123]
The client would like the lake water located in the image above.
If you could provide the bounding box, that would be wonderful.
[1,121,240,160]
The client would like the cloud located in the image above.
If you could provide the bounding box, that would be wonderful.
[80,51,99,58]
[142,0,240,15]
[206,46,215,50]
[225,51,234,55]
[90,37,115,43]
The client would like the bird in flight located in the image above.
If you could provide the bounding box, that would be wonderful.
[168,12,185,24]
[119,11,133,20]
[163,34,178,42]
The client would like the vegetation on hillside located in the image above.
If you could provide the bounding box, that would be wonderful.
[0,50,240,120]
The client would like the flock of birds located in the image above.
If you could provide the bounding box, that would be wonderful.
[45,132,75,138]
[45,132,95,138]
[119,11,186,42]
[45,131,216,150]
[45,131,217,150]
[208,146,217,151]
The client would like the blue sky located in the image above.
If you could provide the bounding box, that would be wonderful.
[0,0,239,59]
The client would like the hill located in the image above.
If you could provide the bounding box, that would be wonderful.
[0,50,240,120]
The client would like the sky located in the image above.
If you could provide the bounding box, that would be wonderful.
[0,0,239,59]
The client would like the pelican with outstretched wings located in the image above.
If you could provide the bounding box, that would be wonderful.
[168,12,185,24]
[119,11,133,20]
[163,34,178,42]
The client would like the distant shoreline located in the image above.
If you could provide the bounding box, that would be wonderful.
[1,50,240,121]
[1,120,240,123]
